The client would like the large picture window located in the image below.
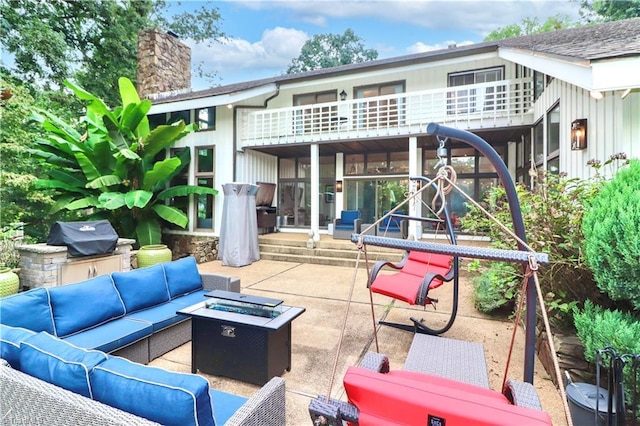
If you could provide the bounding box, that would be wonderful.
[195,147,215,229]
[293,91,337,134]
[354,81,405,128]
[448,67,504,114]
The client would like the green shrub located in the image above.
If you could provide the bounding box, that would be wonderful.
[462,171,604,327]
[471,261,520,313]
[582,159,640,309]
[573,301,640,411]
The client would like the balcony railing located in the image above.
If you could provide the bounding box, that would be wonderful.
[240,78,533,147]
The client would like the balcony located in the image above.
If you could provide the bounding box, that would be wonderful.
[239,78,534,148]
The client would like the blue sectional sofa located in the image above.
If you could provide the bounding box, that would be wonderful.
[0,257,286,425]
[0,256,239,364]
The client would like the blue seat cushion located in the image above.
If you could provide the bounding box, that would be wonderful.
[0,288,55,334]
[125,301,189,332]
[112,264,170,313]
[163,257,203,299]
[340,210,359,225]
[380,211,405,232]
[170,290,207,308]
[335,223,355,231]
[91,356,215,426]
[20,332,108,398]
[49,275,125,337]
[209,388,248,425]
[62,317,152,353]
[0,324,36,369]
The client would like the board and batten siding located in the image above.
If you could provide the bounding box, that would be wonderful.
[533,79,639,180]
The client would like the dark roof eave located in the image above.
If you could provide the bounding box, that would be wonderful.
[152,42,499,105]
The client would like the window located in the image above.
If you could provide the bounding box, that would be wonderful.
[345,151,408,176]
[533,119,544,165]
[422,144,505,219]
[196,107,216,130]
[168,110,191,125]
[293,91,337,134]
[546,103,560,174]
[448,67,504,114]
[148,113,167,130]
[533,71,545,101]
[195,147,215,229]
[355,82,405,128]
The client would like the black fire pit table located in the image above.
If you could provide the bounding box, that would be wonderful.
[177,290,305,385]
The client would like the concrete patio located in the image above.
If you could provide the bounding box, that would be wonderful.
[149,239,568,425]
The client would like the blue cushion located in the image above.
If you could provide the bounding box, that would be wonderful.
[49,275,125,337]
[170,290,207,308]
[91,357,215,426]
[380,211,405,231]
[63,317,152,353]
[20,332,108,398]
[340,210,359,225]
[112,264,170,313]
[0,324,36,369]
[209,388,248,425]
[163,257,202,299]
[125,301,188,332]
[0,288,55,334]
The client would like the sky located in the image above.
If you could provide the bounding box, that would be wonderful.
[167,0,583,90]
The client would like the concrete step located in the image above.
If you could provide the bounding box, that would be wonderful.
[258,234,405,267]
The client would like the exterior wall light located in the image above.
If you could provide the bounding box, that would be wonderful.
[571,119,587,150]
[339,90,347,101]
[335,180,343,192]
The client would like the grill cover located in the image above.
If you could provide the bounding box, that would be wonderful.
[47,220,118,257]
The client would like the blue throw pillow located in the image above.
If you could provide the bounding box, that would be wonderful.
[112,264,170,313]
[91,357,215,426]
[0,324,36,369]
[163,257,203,299]
[20,332,108,398]
[49,275,125,337]
[0,288,55,334]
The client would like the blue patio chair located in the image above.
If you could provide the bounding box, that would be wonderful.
[378,210,407,239]
[333,210,362,240]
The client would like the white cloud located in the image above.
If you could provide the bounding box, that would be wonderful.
[186,27,308,85]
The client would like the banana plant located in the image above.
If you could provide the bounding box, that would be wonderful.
[29,77,217,246]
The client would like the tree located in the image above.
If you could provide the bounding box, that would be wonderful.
[484,15,576,41]
[580,0,640,22]
[0,0,224,105]
[29,77,218,247]
[286,29,378,74]
[0,74,82,241]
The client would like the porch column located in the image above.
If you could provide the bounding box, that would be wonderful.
[408,137,421,239]
[335,153,344,214]
[310,144,320,241]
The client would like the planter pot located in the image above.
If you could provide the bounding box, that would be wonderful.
[137,244,172,269]
[0,267,20,297]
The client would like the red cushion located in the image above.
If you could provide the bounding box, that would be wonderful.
[407,251,452,269]
[344,367,552,426]
[370,273,432,304]
[370,252,452,304]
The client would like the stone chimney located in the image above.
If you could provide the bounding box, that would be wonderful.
[137,29,191,99]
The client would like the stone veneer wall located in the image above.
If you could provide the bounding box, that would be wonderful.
[17,239,135,290]
[163,235,219,264]
[137,29,191,99]
[536,325,594,386]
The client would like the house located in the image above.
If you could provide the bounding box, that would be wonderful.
[140,18,640,245]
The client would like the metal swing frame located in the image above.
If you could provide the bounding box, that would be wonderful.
[358,123,545,383]
[359,175,462,335]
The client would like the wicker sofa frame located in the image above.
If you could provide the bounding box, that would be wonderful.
[0,358,286,426]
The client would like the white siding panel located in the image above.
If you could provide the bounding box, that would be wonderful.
[532,80,639,180]
[235,149,278,185]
